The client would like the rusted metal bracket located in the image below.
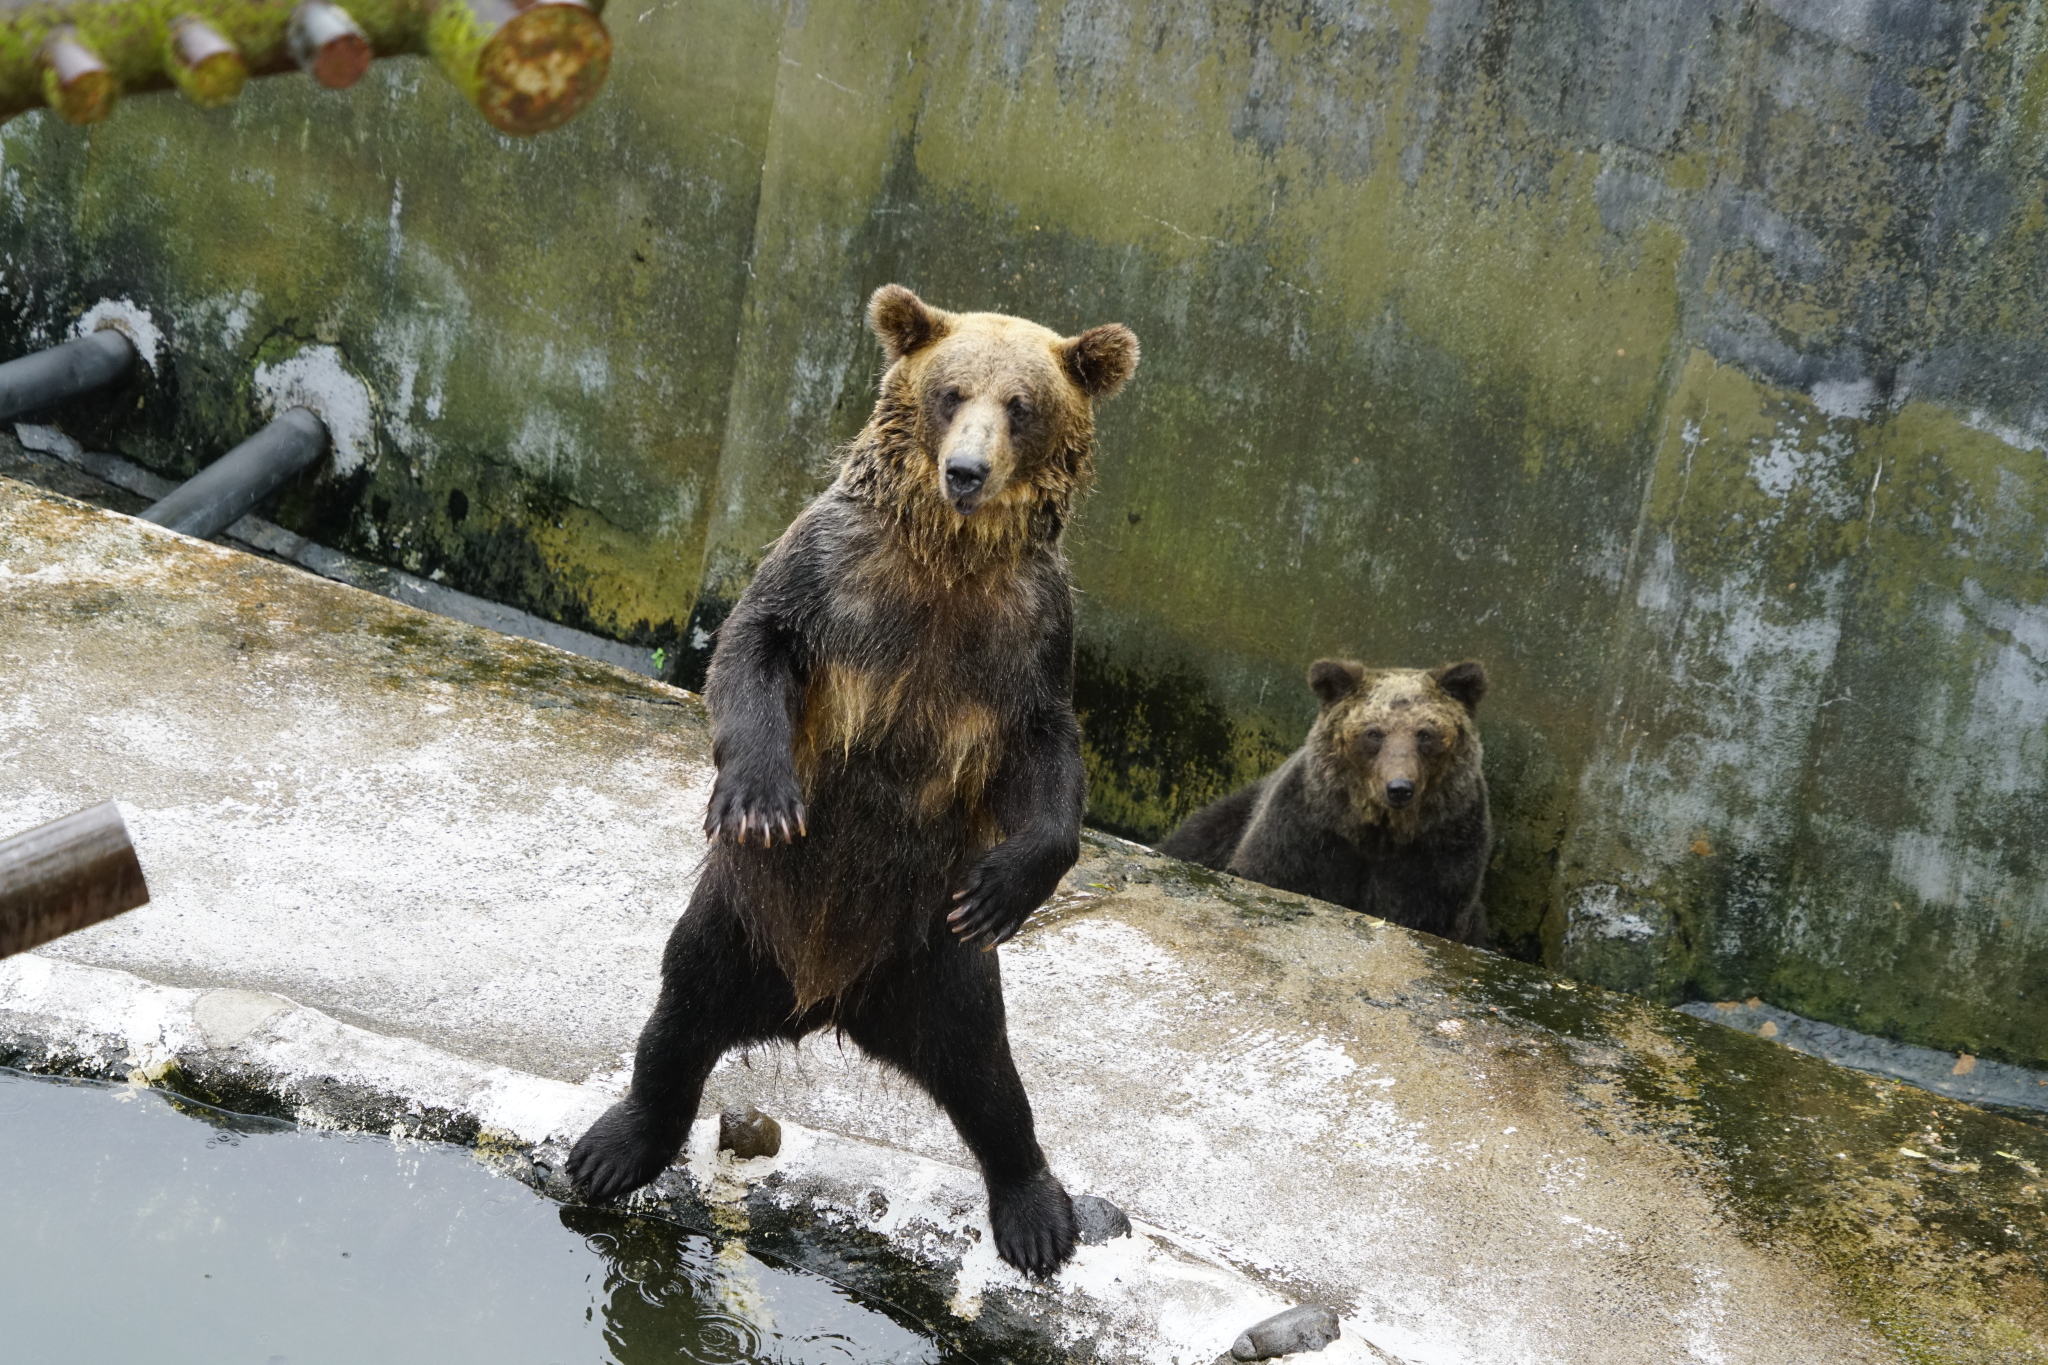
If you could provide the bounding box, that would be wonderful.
[0,802,150,960]
[1,0,611,135]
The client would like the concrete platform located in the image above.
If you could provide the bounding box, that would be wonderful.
[3,476,2044,1364]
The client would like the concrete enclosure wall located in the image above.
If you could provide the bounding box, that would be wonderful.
[4,0,2047,1066]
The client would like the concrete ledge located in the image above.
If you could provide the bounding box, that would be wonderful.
[0,951,1347,1363]
[6,477,2047,1363]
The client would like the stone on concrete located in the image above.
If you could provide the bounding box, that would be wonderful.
[719,1106,782,1160]
[1231,1304,1341,1360]
[1074,1193,1132,1245]
[192,988,292,1050]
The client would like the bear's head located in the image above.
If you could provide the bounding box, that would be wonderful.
[848,284,1138,572]
[1305,658,1487,838]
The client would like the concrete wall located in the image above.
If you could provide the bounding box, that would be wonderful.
[4,0,2047,1066]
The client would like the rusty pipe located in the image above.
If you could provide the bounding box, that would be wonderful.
[0,328,136,424]
[0,0,613,136]
[165,13,246,108]
[426,0,610,136]
[289,0,370,90]
[0,802,150,960]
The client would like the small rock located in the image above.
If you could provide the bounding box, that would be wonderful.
[1230,1304,1341,1360]
[718,1106,781,1159]
[1073,1194,1132,1244]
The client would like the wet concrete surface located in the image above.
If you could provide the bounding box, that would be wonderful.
[1682,997,2048,1124]
[1,424,663,678]
[3,477,2045,1363]
[0,427,155,516]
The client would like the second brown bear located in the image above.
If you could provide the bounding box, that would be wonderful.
[1161,659,1491,946]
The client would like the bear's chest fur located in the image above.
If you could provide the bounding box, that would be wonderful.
[790,537,1057,822]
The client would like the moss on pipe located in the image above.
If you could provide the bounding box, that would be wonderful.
[424,0,607,137]
[0,0,609,132]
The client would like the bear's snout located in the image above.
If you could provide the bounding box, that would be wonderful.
[1384,778,1417,808]
[934,397,1011,516]
[945,455,990,510]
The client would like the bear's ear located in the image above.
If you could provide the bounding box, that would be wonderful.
[1308,658,1366,708]
[1431,660,1487,715]
[868,284,950,360]
[1060,323,1140,400]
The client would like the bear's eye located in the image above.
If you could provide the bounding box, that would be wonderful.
[1006,396,1033,427]
[1361,728,1385,749]
[1417,729,1442,751]
[937,388,964,422]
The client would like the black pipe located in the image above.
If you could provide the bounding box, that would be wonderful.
[0,329,137,423]
[141,407,329,539]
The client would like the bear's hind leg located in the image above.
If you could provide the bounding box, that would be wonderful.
[568,873,796,1202]
[844,947,1077,1277]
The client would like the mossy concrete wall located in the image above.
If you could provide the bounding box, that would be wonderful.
[4,1,2047,1066]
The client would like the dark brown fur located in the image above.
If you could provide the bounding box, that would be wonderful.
[568,285,1138,1278]
[726,290,1134,1008]
[1159,660,1492,945]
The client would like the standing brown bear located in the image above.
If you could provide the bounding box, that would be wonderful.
[567,285,1139,1277]
[1160,660,1491,946]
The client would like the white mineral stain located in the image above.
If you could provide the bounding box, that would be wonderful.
[1809,377,1877,421]
[72,297,165,371]
[1962,406,2047,455]
[253,345,377,475]
[509,405,584,481]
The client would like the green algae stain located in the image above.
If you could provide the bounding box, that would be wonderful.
[0,1,782,651]
[9,0,2048,1076]
[865,6,1690,930]
[1630,1022,2048,1363]
[1564,350,2048,1067]
[1441,940,2048,1362]
[1072,640,1288,842]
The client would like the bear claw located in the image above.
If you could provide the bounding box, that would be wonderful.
[988,1169,1078,1277]
[566,1101,684,1203]
[949,842,1064,947]
[704,767,807,849]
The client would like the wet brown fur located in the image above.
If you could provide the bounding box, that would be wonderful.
[1159,658,1492,945]
[838,309,1103,588]
[739,294,1133,1007]
[571,285,1137,1278]
[1307,663,1486,845]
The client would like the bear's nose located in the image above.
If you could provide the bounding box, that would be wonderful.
[944,456,989,503]
[1384,779,1416,808]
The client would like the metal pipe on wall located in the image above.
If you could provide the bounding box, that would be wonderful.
[0,329,136,424]
[141,406,329,539]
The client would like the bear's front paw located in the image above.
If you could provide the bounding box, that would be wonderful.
[704,765,807,848]
[948,839,1067,947]
[566,1101,686,1203]
[987,1169,1077,1277]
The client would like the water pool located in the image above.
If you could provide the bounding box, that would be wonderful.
[0,1068,949,1364]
